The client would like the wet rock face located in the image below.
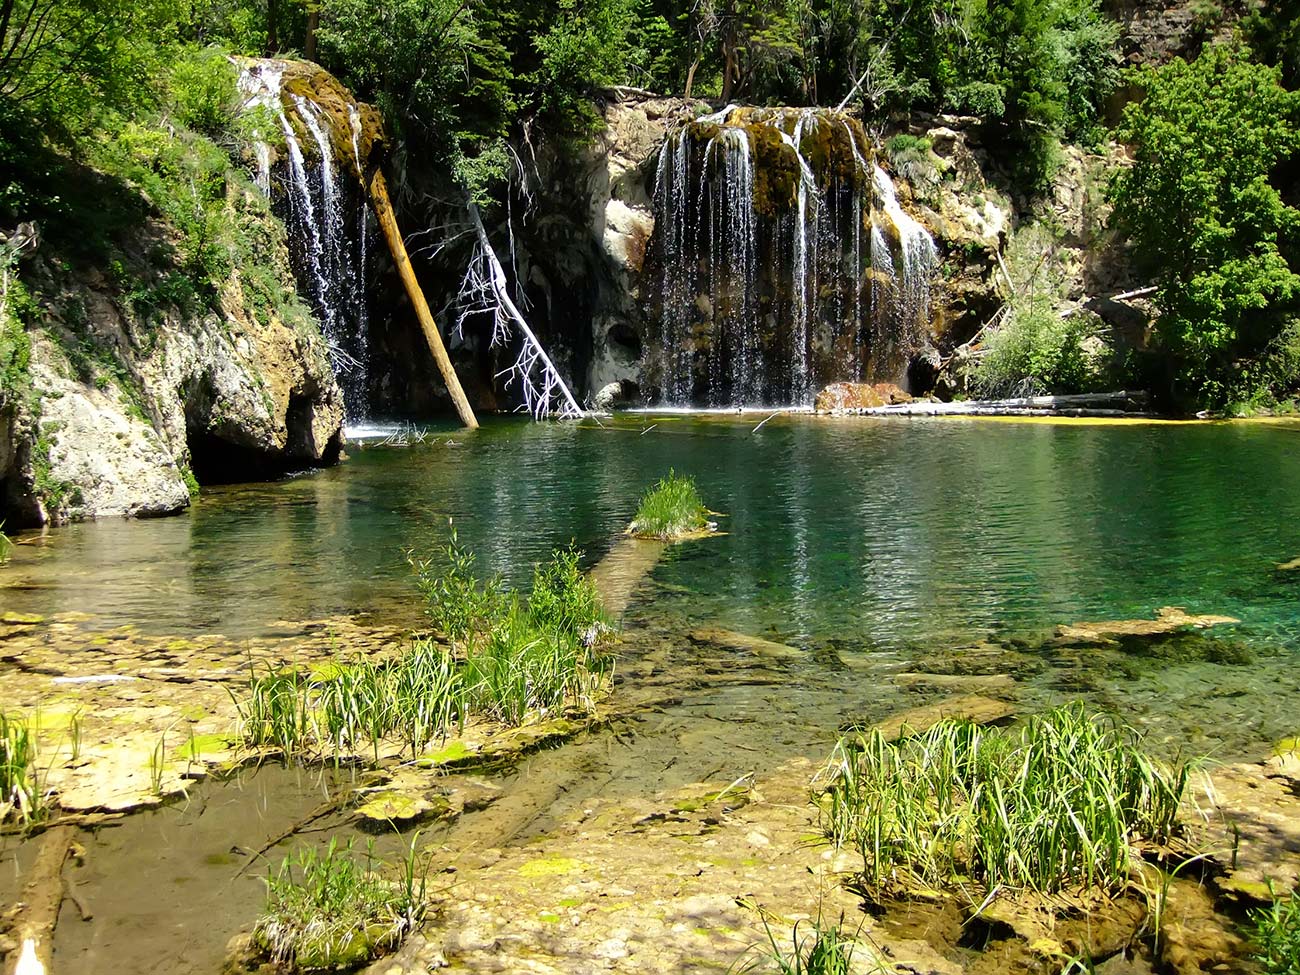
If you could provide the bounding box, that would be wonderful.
[813,381,913,412]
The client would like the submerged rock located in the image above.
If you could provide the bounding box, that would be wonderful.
[1053,606,1240,647]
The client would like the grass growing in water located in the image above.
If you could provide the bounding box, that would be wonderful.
[750,919,860,974]
[254,836,428,971]
[234,536,609,761]
[628,470,709,539]
[820,703,1190,897]
[1250,887,1300,974]
[0,710,45,824]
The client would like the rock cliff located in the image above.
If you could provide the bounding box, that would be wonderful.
[0,185,343,528]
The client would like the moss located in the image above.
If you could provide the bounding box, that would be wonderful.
[180,465,200,499]
[748,124,799,217]
[517,856,586,878]
[416,738,476,768]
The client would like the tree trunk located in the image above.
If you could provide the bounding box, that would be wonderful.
[3,825,75,975]
[304,7,318,61]
[684,55,700,100]
[466,202,584,418]
[367,169,479,429]
[266,0,279,54]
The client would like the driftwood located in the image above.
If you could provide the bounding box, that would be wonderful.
[3,824,75,975]
[366,168,479,430]
[828,390,1152,417]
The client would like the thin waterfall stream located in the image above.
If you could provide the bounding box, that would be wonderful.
[236,63,373,426]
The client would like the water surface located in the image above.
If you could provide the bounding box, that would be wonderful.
[5,414,1298,652]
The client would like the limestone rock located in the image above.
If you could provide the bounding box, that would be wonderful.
[860,694,1015,740]
[814,381,913,412]
[4,190,344,526]
[1053,606,1240,647]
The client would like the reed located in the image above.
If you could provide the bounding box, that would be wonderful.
[820,703,1190,897]
[1251,887,1300,974]
[231,540,608,762]
[254,836,428,970]
[0,710,45,824]
[628,470,708,539]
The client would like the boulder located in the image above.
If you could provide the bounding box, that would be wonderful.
[814,381,914,412]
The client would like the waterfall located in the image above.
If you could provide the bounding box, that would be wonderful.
[870,165,939,384]
[235,63,373,425]
[651,107,940,406]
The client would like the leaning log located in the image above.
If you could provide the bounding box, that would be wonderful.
[367,169,479,430]
[3,825,76,975]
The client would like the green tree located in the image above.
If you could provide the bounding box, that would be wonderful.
[1112,45,1300,408]
[1243,0,1300,90]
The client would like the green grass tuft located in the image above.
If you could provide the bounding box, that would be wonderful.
[0,710,46,825]
[233,532,609,762]
[254,836,428,971]
[738,912,867,975]
[629,470,709,539]
[1251,887,1300,974]
[820,702,1190,897]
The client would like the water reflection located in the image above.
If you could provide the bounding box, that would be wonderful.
[2,417,1298,653]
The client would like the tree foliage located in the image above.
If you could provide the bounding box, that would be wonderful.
[1112,45,1300,409]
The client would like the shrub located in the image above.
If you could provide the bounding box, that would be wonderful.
[168,45,239,137]
[629,470,708,540]
[527,544,606,640]
[973,304,1101,397]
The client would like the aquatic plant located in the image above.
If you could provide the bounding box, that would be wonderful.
[232,540,608,762]
[408,526,504,644]
[737,911,867,975]
[527,543,607,641]
[0,710,44,824]
[462,597,608,726]
[629,470,709,540]
[254,836,428,971]
[820,703,1190,897]
[1251,886,1300,974]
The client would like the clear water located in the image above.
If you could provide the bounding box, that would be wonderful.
[5,414,1299,652]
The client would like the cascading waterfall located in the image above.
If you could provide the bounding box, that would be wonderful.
[236,64,372,424]
[651,106,940,407]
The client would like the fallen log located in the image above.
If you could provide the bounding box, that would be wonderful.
[3,824,76,975]
[588,536,667,619]
[826,390,1153,418]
